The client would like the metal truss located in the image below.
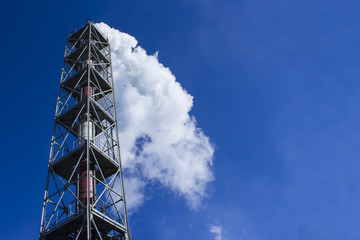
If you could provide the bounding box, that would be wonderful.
[39,22,131,240]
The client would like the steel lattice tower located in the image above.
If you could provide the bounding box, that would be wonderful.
[39,22,131,240]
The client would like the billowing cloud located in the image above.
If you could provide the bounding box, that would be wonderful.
[123,177,146,212]
[96,23,215,210]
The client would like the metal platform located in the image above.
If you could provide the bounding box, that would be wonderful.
[65,44,110,71]
[57,98,115,129]
[62,67,112,101]
[65,43,109,66]
[53,143,119,181]
[42,209,126,239]
[68,24,109,50]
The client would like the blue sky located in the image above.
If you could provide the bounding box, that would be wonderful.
[1,0,360,239]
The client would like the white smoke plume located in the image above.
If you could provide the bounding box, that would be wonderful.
[209,225,223,240]
[96,23,215,210]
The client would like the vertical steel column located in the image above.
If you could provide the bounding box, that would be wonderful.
[86,23,92,240]
[109,44,131,240]
[40,42,70,235]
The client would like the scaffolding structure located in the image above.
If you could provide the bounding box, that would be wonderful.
[39,22,131,240]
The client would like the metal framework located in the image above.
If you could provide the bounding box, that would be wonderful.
[39,22,131,240]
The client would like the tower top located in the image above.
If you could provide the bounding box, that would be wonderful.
[68,22,108,45]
